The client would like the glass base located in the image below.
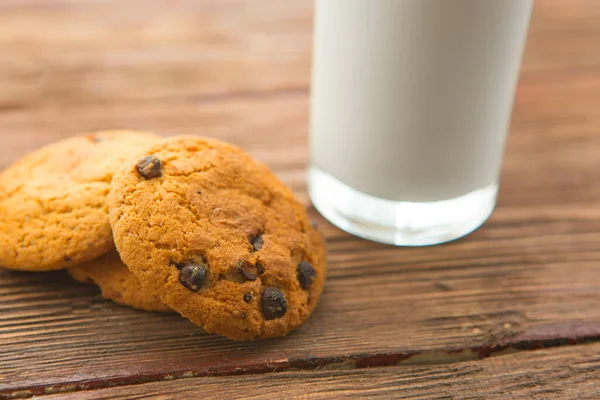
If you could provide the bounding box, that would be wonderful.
[308,167,498,246]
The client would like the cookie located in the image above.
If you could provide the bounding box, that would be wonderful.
[0,130,159,271]
[69,251,172,313]
[109,136,326,340]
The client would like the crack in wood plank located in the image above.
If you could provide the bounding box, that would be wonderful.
[30,343,600,400]
[2,322,600,399]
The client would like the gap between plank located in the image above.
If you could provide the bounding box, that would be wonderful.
[2,321,599,399]
[0,86,309,114]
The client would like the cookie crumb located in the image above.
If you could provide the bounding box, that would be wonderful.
[86,134,101,143]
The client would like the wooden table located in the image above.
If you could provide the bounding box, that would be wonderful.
[1,0,599,398]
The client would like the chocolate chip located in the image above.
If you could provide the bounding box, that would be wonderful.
[178,263,206,292]
[241,312,247,319]
[237,260,258,281]
[251,234,264,251]
[243,293,253,303]
[261,287,288,320]
[256,261,265,275]
[196,190,202,195]
[136,155,162,179]
[64,256,72,263]
[297,261,316,290]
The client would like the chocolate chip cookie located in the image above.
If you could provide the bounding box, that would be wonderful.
[69,251,172,313]
[0,130,159,271]
[109,136,326,340]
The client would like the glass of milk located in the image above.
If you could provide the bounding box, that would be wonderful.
[309,0,533,246]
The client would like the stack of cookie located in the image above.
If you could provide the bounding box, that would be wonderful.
[0,131,326,341]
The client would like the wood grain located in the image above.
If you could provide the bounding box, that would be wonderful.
[36,343,600,400]
[1,0,600,398]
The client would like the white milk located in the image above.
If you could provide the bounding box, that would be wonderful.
[309,0,533,245]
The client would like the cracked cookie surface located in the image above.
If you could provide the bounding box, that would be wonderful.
[108,136,326,340]
[0,130,159,271]
[69,251,172,313]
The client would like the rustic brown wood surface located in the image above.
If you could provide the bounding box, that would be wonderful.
[1,0,599,398]
[39,343,600,400]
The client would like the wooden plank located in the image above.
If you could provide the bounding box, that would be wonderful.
[1,0,600,398]
[1,88,600,395]
[0,0,598,114]
[35,343,600,399]
[0,0,312,109]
